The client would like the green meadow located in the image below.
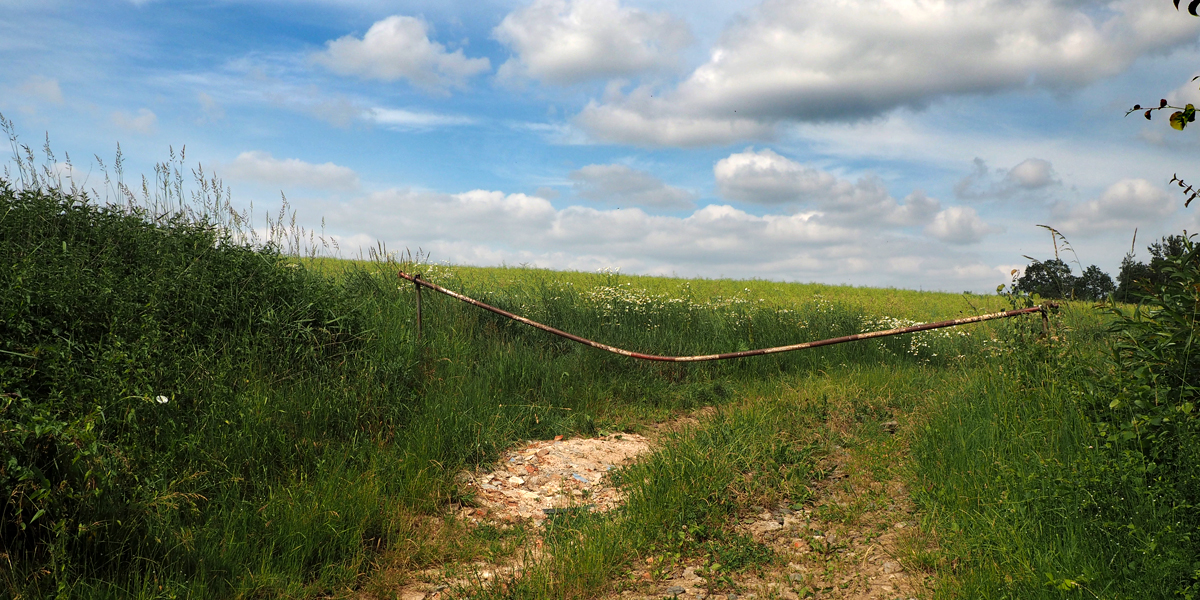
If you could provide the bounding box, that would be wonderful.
[2,146,1198,599]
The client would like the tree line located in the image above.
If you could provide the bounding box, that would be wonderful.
[1014,234,1191,302]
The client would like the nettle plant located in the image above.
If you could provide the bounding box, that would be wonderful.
[1096,234,1200,449]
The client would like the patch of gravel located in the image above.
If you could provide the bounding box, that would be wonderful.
[456,433,652,525]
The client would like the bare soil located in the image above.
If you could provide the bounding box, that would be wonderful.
[603,444,935,600]
[382,410,935,600]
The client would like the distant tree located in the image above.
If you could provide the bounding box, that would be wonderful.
[1149,234,1191,284]
[1074,264,1115,300]
[1116,253,1154,302]
[1016,258,1074,299]
[1114,235,1193,301]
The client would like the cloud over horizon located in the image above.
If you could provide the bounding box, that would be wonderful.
[569,163,696,209]
[317,185,1004,288]
[713,148,944,227]
[225,151,360,191]
[1057,178,1176,235]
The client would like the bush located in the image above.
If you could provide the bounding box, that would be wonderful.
[0,178,369,579]
[1086,232,1200,592]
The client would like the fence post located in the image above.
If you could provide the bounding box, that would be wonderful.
[1040,305,1049,338]
[414,272,423,342]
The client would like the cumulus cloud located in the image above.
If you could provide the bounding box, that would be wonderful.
[314,15,490,92]
[955,157,1059,199]
[19,75,62,104]
[714,147,843,205]
[316,187,1003,289]
[534,186,561,200]
[924,206,1002,244]
[111,108,157,135]
[576,95,775,147]
[577,0,1200,146]
[1057,178,1175,234]
[713,148,941,226]
[225,151,360,191]
[1007,158,1056,189]
[493,0,693,85]
[569,164,696,209]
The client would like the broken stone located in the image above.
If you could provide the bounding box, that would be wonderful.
[461,433,650,525]
[664,586,686,596]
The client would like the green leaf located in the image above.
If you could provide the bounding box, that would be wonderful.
[1170,111,1189,130]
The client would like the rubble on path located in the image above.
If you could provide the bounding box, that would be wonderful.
[456,433,652,525]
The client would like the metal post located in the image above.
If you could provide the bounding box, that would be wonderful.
[414,272,423,342]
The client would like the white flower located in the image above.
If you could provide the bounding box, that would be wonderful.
[155,396,169,404]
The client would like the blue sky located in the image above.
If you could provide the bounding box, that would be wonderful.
[4,0,1200,292]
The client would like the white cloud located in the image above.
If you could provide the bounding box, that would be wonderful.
[317,187,1004,289]
[366,107,475,128]
[494,0,693,85]
[225,151,360,191]
[1057,178,1175,234]
[577,0,1200,146]
[713,148,941,226]
[714,147,841,205]
[955,157,1059,199]
[925,206,1002,244]
[19,75,62,104]
[569,163,696,209]
[534,186,561,200]
[1007,158,1056,189]
[111,108,157,134]
[314,15,490,91]
[576,96,774,147]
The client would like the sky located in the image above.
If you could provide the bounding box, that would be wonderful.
[3,0,1200,292]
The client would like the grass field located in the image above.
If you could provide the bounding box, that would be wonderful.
[2,150,1197,599]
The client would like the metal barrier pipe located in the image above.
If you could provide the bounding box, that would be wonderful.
[398,270,1046,363]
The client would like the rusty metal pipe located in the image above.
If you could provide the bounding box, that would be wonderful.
[398,270,1044,363]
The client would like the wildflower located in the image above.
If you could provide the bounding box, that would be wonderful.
[155,395,169,404]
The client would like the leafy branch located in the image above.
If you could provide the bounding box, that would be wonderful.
[1169,173,1199,208]
[1125,97,1197,130]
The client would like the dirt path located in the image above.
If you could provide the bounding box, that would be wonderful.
[603,444,934,600]
[380,410,934,600]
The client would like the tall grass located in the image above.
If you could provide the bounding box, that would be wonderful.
[910,295,1200,598]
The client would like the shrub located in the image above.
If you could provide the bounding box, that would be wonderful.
[1086,232,1200,592]
[0,178,367,577]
